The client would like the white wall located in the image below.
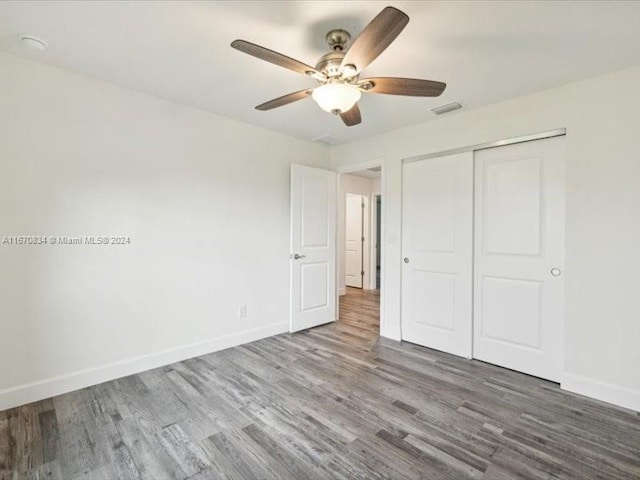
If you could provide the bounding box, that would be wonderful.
[0,53,328,410]
[371,177,381,193]
[330,65,640,411]
[338,174,378,294]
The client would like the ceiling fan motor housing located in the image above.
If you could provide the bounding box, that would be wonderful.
[325,29,351,51]
[318,29,360,80]
[315,51,346,78]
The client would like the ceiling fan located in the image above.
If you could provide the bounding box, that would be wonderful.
[231,6,446,127]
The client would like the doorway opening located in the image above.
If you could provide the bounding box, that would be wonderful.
[338,166,382,335]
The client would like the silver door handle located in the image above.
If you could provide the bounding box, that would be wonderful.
[404,257,410,264]
[293,253,306,260]
[550,267,561,277]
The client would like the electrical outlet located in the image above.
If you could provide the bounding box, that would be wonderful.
[239,304,247,318]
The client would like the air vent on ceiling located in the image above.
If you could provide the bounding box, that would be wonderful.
[312,134,342,146]
[431,102,463,116]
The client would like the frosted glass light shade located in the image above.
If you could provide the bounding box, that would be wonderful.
[312,84,361,114]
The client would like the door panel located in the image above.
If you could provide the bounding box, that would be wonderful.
[345,193,364,288]
[301,262,329,312]
[474,137,565,381]
[412,166,456,252]
[480,276,542,348]
[301,174,330,248]
[484,156,542,255]
[401,152,473,358]
[412,270,456,330]
[291,164,336,332]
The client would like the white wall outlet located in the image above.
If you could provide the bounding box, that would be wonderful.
[239,304,247,318]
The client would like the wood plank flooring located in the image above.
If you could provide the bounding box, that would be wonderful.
[2,287,640,479]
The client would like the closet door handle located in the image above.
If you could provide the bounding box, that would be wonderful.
[403,257,410,264]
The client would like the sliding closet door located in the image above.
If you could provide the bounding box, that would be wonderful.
[401,152,473,358]
[474,137,565,381]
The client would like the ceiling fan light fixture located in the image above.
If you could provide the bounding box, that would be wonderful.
[312,83,361,114]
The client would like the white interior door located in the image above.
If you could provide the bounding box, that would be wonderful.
[474,137,565,381]
[290,164,337,332]
[345,193,364,288]
[401,152,473,358]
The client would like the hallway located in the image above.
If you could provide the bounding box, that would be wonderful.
[338,287,380,334]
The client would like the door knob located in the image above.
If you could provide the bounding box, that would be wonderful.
[550,267,561,277]
[404,257,410,264]
[293,253,306,260]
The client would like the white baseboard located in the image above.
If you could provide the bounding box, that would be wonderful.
[8,326,637,415]
[339,287,346,296]
[561,372,640,413]
[0,322,288,412]
[380,325,402,342]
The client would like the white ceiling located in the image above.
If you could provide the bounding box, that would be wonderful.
[1,1,640,145]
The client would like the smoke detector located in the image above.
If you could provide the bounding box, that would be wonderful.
[19,35,47,51]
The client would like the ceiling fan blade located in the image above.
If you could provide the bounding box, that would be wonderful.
[231,39,324,78]
[360,77,446,97]
[341,7,409,75]
[340,103,362,127]
[255,89,313,111]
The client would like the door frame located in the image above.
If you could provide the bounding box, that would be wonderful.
[370,193,381,290]
[336,159,385,330]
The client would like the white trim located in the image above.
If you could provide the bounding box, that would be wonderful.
[339,286,347,296]
[369,192,381,290]
[403,129,566,164]
[562,373,640,412]
[362,194,371,290]
[336,157,385,173]
[0,322,287,411]
[381,324,401,341]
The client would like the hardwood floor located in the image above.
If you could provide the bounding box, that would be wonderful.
[338,287,380,334]
[2,288,640,479]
